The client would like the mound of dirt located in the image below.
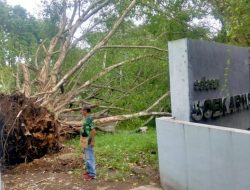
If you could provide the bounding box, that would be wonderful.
[0,92,60,165]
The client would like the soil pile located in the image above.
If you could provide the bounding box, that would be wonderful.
[0,93,60,165]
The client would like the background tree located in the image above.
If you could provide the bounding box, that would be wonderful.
[208,0,250,45]
[1,0,243,128]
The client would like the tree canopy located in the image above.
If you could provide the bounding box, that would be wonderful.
[0,0,249,127]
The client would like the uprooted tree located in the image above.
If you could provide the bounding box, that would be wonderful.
[0,0,173,165]
[1,0,247,165]
[20,0,169,117]
[1,0,226,165]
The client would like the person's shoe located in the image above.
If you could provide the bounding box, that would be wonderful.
[83,174,96,181]
[83,171,88,176]
[83,172,88,178]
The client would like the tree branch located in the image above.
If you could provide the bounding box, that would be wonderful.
[37,1,68,88]
[16,63,21,91]
[91,84,124,93]
[43,0,137,98]
[71,19,102,48]
[53,54,148,112]
[60,105,130,114]
[99,72,165,114]
[60,111,171,127]
[66,0,110,43]
[80,0,110,23]
[101,45,167,52]
[140,107,164,128]
[20,64,31,97]
[68,0,78,27]
[146,92,170,112]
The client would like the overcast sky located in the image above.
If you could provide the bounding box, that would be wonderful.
[6,0,41,16]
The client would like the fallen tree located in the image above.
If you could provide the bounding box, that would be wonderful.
[1,0,170,165]
[59,92,171,134]
[0,91,170,165]
[60,111,171,135]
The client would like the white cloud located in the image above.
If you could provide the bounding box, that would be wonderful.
[6,0,41,16]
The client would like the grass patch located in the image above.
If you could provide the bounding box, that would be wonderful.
[66,129,158,180]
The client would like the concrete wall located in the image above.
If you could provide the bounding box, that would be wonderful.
[156,117,250,190]
[0,171,3,190]
[169,39,190,121]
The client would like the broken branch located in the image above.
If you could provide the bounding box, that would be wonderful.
[101,45,167,52]
[60,111,171,127]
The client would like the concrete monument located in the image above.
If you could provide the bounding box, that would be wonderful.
[169,38,250,129]
[157,39,250,190]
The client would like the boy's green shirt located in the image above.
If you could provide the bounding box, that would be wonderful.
[80,116,95,139]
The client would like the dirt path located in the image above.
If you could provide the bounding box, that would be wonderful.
[1,146,161,190]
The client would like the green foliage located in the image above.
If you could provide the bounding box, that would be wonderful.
[209,0,250,45]
[226,0,250,45]
[58,0,209,126]
[0,65,15,93]
[1,0,249,129]
[0,1,58,65]
[117,118,145,130]
[66,129,158,180]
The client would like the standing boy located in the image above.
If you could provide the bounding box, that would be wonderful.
[80,106,96,180]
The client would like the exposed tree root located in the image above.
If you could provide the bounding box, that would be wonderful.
[0,93,60,165]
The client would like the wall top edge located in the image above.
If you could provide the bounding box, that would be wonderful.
[156,117,250,135]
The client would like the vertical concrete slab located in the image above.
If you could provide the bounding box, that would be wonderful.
[168,39,190,121]
[156,119,187,190]
[231,132,250,189]
[210,129,235,190]
[0,171,2,190]
[184,125,212,190]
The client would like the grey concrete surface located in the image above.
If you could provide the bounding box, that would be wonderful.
[157,117,250,190]
[129,184,162,190]
[0,171,3,190]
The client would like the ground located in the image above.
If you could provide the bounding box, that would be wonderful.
[2,132,162,190]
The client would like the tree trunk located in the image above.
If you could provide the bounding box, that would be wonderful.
[20,64,31,97]
[60,111,171,127]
